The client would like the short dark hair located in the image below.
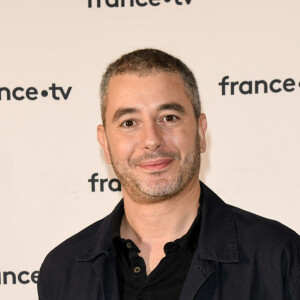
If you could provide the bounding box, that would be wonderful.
[100,48,201,127]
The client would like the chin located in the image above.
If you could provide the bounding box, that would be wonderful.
[129,180,185,203]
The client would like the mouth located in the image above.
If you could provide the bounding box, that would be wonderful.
[138,158,173,171]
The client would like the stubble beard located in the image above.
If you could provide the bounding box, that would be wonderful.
[108,134,201,204]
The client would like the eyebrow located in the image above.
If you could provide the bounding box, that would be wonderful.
[112,107,139,123]
[112,102,186,123]
[158,103,186,114]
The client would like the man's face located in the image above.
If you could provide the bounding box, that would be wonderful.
[97,72,207,203]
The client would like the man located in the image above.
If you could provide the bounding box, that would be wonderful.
[38,49,300,300]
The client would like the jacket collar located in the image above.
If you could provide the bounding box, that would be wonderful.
[197,182,238,262]
[77,181,238,263]
[77,201,123,261]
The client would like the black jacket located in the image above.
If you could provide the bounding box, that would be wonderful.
[38,182,300,299]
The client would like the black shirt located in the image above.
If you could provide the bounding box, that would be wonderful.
[111,194,202,300]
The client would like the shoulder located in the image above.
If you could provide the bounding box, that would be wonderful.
[47,218,105,260]
[202,181,300,248]
[37,198,125,299]
[228,204,300,247]
[228,204,300,295]
[39,217,106,274]
[40,200,123,267]
[37,218,104,297]
[201,181,300,258]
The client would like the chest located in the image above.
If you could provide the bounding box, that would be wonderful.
[51,255,286,300]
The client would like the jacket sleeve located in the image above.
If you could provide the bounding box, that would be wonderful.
[290,265,300,300]
[37,259,48,300]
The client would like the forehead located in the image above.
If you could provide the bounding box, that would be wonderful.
[105,72,193,116]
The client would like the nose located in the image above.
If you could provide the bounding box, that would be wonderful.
[139,121,164,151]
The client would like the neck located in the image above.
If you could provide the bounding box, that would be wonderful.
[120,178,201,245]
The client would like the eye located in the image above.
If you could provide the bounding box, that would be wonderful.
[163,115,178,122]
[121,120,136,127]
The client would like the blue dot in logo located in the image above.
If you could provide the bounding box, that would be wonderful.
[41,90,48,97]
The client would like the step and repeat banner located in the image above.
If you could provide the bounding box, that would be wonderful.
[1,0,299,298]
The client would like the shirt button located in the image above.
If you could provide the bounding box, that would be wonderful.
[126,242,132,249]
[134,266,141,274]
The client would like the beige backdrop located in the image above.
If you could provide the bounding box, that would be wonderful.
[0,0,299,298]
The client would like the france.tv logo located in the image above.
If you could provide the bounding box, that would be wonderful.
[88,0,192,8]
[0,84,72,101]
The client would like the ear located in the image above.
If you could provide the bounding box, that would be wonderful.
[197,113,207,153]
[97,125,112,164]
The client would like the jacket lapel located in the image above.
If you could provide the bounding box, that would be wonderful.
[77,201,124,300]
[179,182,239,299]
[179,254,215,300]
[92,253,120,300]
[197,182,239,263]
